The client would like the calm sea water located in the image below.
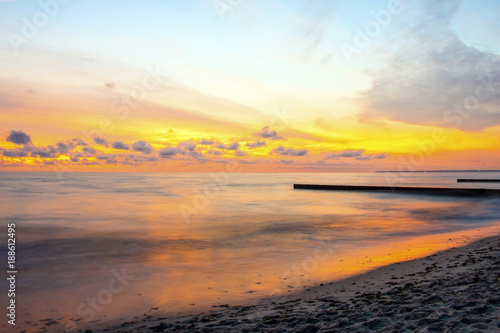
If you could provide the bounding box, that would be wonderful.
[1,172,500,332]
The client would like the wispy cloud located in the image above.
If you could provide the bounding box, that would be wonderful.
[357,0,500,131]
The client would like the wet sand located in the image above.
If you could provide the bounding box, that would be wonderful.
[84,234,500,332]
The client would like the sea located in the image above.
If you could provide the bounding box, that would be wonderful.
[1,171,500,332]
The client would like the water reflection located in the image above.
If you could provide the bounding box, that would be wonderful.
[0,172,499,332]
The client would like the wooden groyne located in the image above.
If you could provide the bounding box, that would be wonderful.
[293,184,500,197]
[457,179,500,183]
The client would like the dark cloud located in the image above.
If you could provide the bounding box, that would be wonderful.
[72,138,87,146]
[94,137,108,147]
[132,141,153,154]
[371,153,387,160]
[246,140,266,149]
[187,151,204,159]
[208,150,224,155]
[82,160,100,166]
[3,149,28,157]
[281,159,294,164]
[325,149,364,159]
[96,154,117,164]
[258,126,281,140]
[235,150,247,157]
[82,146,96,154]
[31,148,55,158]
[112,141,130,150]
[216,142,240,150]
[270,146,308,156]
[357,0,500,130]
[227,142,240,150]
[199,139,214,145]
[159,147,182,158]
[326,149,387,161]
[57,142,71,154]
[178,140,196,152]
[6,130,31,145]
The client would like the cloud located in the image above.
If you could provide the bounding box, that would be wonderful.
[112,141,130,150]
[199,139,214,145]
[132,141,153,154]
[82,146,96,154]
[31,148,55,158]
[325,149,387,161]
[178,140,196,152]
[246,140,266,149]
[371,153,387,160]
[208,150,224,155]
[105,81,115,89]
[281,159,294,164]
[357,0,500,131]
[270,146,308,156]
[216,142,240,150]
[72,138,87,146]
[159,147,182,158]
[56,142,71,154]
[235,150,247,156]
[93,137,108,147]
[187,151,204,159]
[96,154,117,164]
[325,149,364,159]
[2,149,28,157]
[6,130,31,145]
[258,126,281,140]
[295,0,337,64]
[174,140,205,159]
[228,142,240,150]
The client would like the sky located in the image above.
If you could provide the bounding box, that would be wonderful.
[0,0,499,172]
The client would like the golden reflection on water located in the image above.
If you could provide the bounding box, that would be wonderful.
[5,172,500,332]
[140,220,500,318]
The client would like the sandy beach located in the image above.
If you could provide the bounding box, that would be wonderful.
[79,234,500,333]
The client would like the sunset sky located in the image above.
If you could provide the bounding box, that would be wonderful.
[1,0,499,172]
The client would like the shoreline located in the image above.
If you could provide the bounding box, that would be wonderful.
[93,234,500,332]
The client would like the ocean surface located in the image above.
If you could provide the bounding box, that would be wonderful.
[1,171,500,331]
